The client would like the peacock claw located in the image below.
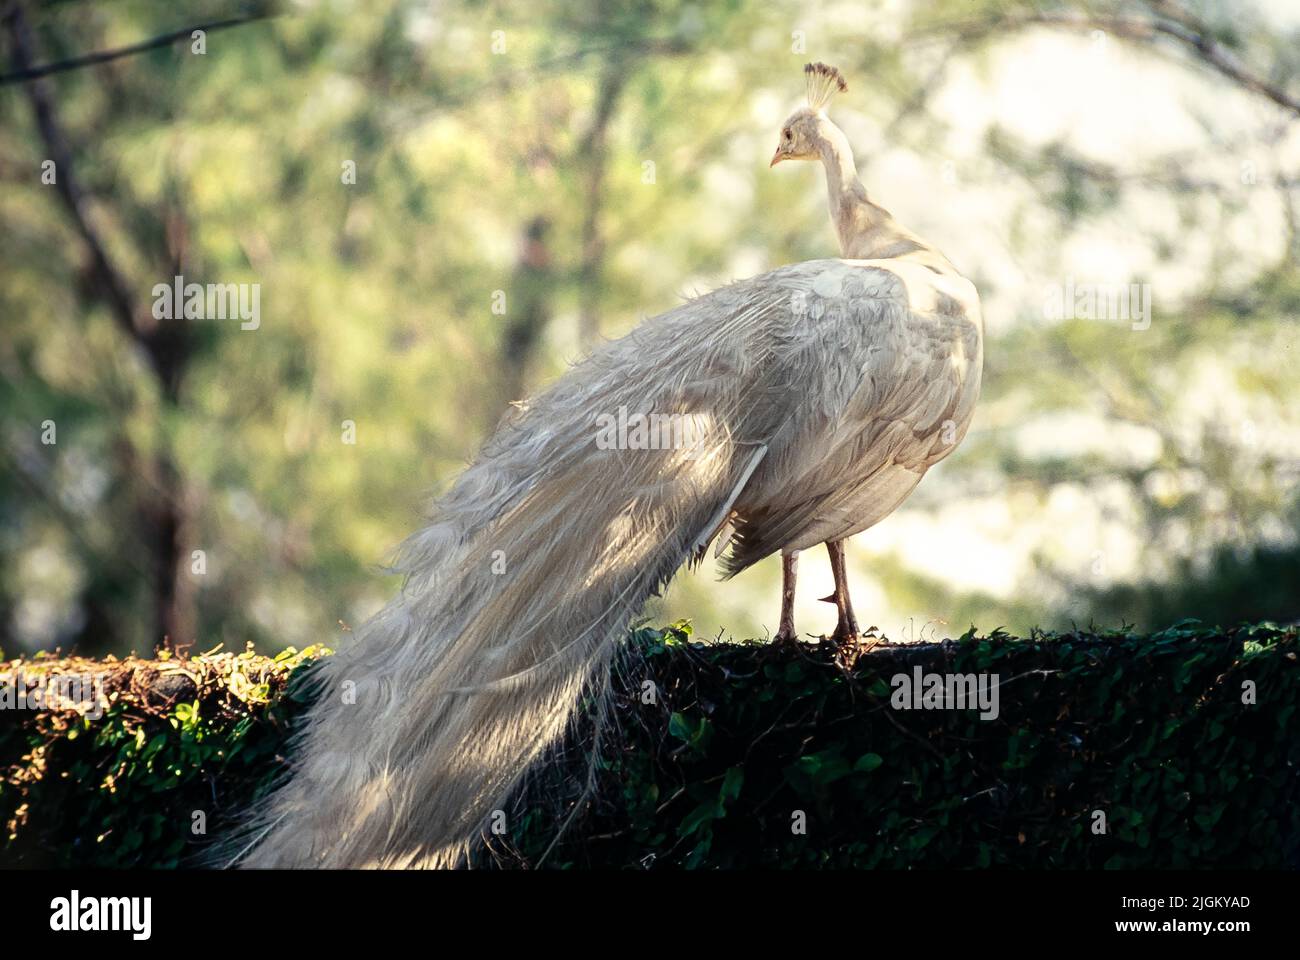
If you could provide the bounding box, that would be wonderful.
[830,613,861,646]
[824,628,869,668]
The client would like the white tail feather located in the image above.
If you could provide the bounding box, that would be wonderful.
[230,288,786,867]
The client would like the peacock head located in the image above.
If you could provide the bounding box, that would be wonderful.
[770,62,848,167]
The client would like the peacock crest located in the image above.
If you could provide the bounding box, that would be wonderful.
[804,61,848,112]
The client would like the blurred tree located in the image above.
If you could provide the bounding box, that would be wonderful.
[0,0,1296,657]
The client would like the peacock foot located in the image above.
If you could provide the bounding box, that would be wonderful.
[772,628,800,646]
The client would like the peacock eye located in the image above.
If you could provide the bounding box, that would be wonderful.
[783,129,793,141]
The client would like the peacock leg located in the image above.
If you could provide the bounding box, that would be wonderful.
[824,539,860,644]
[773,550,799,644]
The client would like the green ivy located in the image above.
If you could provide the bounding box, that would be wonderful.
[2,623,1297,869]
[488,620,1300,869]
[0,646,325,867]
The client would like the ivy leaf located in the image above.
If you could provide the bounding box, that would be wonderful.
[720,766,743,803]
[854,752,884,773]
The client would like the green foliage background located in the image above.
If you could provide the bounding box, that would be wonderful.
[1,0,1298,657]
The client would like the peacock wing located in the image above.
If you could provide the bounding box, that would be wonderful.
[716,258,982,575]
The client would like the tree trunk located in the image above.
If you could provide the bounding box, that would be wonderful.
[5,0,195,651]
[577,58,630,348]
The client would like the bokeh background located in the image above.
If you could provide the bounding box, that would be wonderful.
[2,0,1297,657]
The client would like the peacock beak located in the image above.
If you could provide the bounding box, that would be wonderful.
[770,147,785,167]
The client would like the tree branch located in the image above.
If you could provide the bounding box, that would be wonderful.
[913,6,1300,120]
[0,9,274,86]
[2,0,202,396]
[2,0,139,339]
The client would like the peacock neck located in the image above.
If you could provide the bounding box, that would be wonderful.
[816,121,956,274]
